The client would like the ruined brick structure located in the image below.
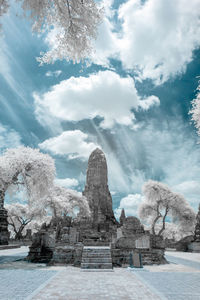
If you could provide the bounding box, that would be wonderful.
[28,148,166,266]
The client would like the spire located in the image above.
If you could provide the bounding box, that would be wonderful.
[120,208,126,226]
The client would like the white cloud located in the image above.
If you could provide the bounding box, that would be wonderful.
[89,0,119,67]
[34,70,159,130]
[115,193,144,219]
[0,123,22,152]
[39,130,99,160]
[55,178,79,188]
[110,191,116,195]
[118,0,200,84]
[45,70,62,77]
[172,181,200,205]
[111,119,200,211]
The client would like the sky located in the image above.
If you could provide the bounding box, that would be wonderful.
[1,0,200,219]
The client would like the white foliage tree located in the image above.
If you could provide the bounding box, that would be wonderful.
[6,203,44,240]
[153,222,195,241]
[0,146,55,209]
[0,0,103,63]
[26,215,52,233]
[189,78,200,136]
[0,0,9,28]
[43,184,90,218]
[139,180,196,236]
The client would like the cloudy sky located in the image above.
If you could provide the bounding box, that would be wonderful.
[1,0,200,218]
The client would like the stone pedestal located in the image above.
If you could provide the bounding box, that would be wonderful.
[0,208,9,245]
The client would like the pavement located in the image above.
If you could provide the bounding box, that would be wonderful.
[0,247,200,300]
[0,246,29,264]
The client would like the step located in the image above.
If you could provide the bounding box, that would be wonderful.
[81,269,114,272]
[83,246,110,250]
[83,250,111,254]
[83,248,111,252]
[83,241,110,246]
[82,257,112,263]
[81,262,113,269]
[82,253,111,258]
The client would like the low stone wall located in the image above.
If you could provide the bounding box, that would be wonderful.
[50,243,83,266]
[111,248,166,266]
[111,234,167,266]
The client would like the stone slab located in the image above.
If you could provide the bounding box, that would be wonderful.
[136,235,150,249]
[133,252,142,268]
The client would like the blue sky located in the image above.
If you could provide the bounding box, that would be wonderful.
[1,0,200,218]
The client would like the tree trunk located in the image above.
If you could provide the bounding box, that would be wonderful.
[151,202,162,235]
[151,214,161,235]
[158,206,169,236]
[15,225,25,240]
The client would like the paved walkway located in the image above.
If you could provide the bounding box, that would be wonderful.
[30,267,162,300]
[1,248,200,300]
[135,272,200,300]
[0,246,29,264]
[134,251,200,300]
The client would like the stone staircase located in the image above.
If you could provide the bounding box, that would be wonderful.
[81,246,113,270]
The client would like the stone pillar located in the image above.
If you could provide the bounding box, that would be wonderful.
[194,204,200,242]
[0,189,9,245]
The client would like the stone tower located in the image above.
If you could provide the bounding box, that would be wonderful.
[83,148,116,224]
[120,208,126,226]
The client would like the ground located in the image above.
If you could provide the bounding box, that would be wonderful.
[0,247,200,300]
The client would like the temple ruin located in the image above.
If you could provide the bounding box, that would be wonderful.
[28,148,166,267]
